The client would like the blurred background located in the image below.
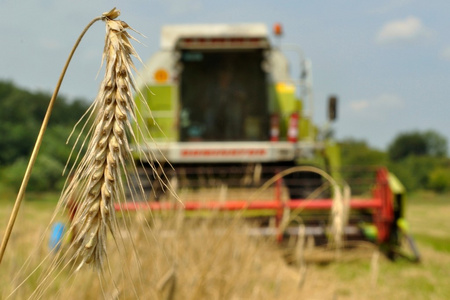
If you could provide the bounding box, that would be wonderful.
[1,2,450,299]
[1,0,450,148]
[1,0,449,192]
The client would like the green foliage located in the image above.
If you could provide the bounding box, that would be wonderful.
[340,130,450,193]
[340,139,387,166]
[386,129,449,191]
[424,130,448,157]
[339,138,387,194]
[0,81,88,166]
[427,167,450,193]
[31,154,66,191]
[388,156,444,191]
[0,80,88,193]
[40,125,86,167]
[1,154,65,192]
[388,130,447,161]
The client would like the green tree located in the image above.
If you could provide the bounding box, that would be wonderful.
[387,129,449,191]
[0,80,89,192]
[388,156,443,191]
[388,130,447,161]
[339,138,387,194]
[0,81,88,166]
[423,130,447,157]
[428,167,450,193]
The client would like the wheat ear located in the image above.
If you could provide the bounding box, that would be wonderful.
[61,8,141,270]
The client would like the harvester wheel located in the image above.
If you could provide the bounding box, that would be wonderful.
[386,230,421,263]
[404,234,421,262]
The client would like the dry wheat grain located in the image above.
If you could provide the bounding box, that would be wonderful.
[59,8,142,270]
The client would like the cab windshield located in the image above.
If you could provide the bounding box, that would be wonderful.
[179,49,269,142]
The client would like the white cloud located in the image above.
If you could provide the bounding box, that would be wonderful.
[349,94,404,118]
[440,46,450,61]
[39,38,62,50]
[350,100,369,112]
[376,16,432,45]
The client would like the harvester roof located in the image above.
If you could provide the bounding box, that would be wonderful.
[160,23,270,50]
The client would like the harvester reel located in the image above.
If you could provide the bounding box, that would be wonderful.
[257,166,350,249]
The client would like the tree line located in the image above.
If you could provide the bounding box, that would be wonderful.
[340,130,449,194]
[0,81,89,192]
[0,80,448,194]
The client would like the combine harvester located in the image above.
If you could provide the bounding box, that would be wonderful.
[118,23,420,261]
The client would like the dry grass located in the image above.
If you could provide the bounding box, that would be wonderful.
[1,203,302,299]
[2,191,450,299]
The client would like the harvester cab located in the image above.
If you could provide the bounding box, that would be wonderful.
[134,24,320,155]
[118,23,420,262]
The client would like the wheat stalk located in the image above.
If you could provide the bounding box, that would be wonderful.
[59,8,142,270]
[0,14,107,265]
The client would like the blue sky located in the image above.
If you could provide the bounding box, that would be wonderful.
[1,0,449,150]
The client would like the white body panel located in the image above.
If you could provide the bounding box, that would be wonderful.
[136,141,320,163]
[161,23,268,50]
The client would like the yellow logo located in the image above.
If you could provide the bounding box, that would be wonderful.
[154,69,169,83]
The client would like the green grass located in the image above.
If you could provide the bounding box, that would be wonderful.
[414,233,450,253]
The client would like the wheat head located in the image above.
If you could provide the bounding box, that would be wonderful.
[60,8,141,270]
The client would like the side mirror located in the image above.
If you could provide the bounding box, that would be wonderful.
[328,95,338,122]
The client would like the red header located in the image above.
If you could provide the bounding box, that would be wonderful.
[181,148,267,157]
